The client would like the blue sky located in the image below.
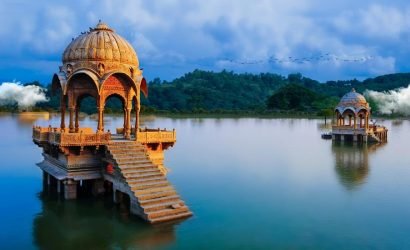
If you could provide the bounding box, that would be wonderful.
[1,0,410,84]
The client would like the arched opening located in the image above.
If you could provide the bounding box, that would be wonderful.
[74,94,97,132]
[102,94,126,135]
[342,109,355,128]
[51,74,67,131]
[100,73,136,139]
[66,73,99,133]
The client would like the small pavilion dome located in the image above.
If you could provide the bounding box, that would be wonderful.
[61,21,139,77]
[335,89,370,114]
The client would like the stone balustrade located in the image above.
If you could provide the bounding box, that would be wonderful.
[33,126,111,146]
[137,128,176,144]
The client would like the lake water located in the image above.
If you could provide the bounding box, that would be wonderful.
[1,113,410,249]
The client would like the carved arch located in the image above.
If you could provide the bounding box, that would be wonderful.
[140,77,148,97]
[65,70,100,95]
[100,71,138,95]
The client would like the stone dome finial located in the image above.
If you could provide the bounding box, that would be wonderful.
[93,20,114,32]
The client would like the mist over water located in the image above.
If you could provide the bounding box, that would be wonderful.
[365,85,410,115]
[0,82,48,108]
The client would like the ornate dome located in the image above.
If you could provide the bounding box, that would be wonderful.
[61,21,139,77]
[336,89,369,112]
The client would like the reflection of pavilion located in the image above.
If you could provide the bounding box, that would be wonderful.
[33,192,176,249]
[332,89,388,143]
[332,142,384,190]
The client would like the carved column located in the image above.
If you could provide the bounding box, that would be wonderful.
[60,95,66,131]
[75,106,79,132]
[135,106,140,140]
[97,107,104,133]
[125,107,132,139]
[366,113,369,130]
[123,108,127,135]
[353,115,357,129]
[69,106,75,133]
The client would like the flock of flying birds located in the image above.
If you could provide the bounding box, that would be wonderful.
[222,53,375,65]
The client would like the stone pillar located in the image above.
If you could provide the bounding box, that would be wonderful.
[92,179,105,196]
[69,106,75,133]
[340,135,345,141]
[125,108,132,139]
[97,107,104,133]
[332,134,336,140]
[353,115,357,129]
[57,180,61,193]
[134,107,139,140]
[366,114,369,130]
[60,95,66,131]
[123,108,127,135]
[363,135,368,143]
[353,135,358,142]
[75,107,79,132]
[64,179,77,200]
[113,188,122,204]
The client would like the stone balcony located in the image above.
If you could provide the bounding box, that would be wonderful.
[332,125,387,135]
[33,126,111,146]
[33,126,176,147]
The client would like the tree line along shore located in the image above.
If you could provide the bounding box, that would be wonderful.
[2,69,410,117]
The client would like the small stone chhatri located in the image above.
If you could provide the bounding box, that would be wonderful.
[33,22,192,224]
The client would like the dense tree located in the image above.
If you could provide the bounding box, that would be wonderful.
[2,70,410,115]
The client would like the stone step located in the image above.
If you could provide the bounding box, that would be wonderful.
[147,206,190,220]
[120,166,157,174]
[142,200,184,212]
[127,176,167,184]
[140,195,181,207]
[130,180,170,191]
[137,189,178,201]
[133,185,175,196]
[121,168,160,176]
[120,161,157,169]
[124,172,164,180]
[116,158,152,165]
[119,164,156,171]
[112,157,150,164]
[150,211,193,224]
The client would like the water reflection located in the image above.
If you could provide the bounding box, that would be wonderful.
[15,112,51,128]
[332,142,384,190]
[33,192,176,250]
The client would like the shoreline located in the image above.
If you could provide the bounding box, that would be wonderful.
[2,110,408,120]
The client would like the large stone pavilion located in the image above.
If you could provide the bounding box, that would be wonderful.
[32,21,192,223]
[332,89,388,143]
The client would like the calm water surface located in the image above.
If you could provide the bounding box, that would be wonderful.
[1,114,410,249]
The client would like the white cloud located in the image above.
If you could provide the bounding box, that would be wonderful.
[1,0,409,81]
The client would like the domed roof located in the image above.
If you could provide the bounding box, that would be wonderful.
[336,89,370,112]
[62,21,139,68]
[340,89,367,104]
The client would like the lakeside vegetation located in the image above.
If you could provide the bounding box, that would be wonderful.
[2,70,410,116]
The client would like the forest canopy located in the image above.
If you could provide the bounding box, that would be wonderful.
[2,70,410,115]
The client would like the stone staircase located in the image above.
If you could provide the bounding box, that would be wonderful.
[106,141,192,223]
